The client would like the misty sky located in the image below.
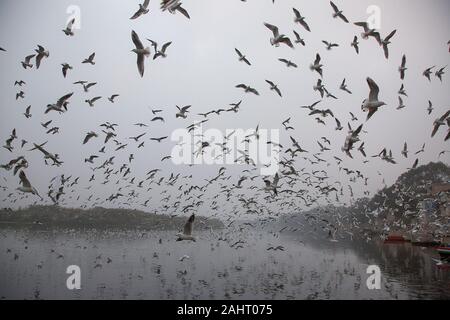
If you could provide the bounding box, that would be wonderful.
[0,0,449,216]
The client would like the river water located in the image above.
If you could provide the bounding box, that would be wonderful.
[0,227,449,299]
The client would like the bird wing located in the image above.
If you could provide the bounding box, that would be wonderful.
[19,170,32,188]
[131,30,144,49]
[183,214,195,235]
[235,48,243,58]
[367,77,379,101]
[330,1,339,13]
[57,92,73,107]
[161,41,172,52]
[264,23,279,37]
[176,5,190,19]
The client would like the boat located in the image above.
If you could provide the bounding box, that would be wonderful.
[436,246,450,262]
[384,233,408,243]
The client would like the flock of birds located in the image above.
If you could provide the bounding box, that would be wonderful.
[1,0,449,242]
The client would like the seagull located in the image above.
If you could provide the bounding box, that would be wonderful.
[313,79,325,98]
[381,29,396,59]
[292,30,305,46]
[35,45,49,69]
[397,96,406,110]
[354,22,381,44]
[130,0,150,19]
[74,81,97,92]
[361,77,386,121]
[160,0,190,19]
[310,53,323,77]
[234,48,251,65]
[342,124,363,158]
[153,41,172,60]
[292,8,310,32]
[16,91,25,100]
[14,80,26,86]
[426,100,433,115]
[322,40,339,50]
[263,173,279,196]
[278,58,297,68]
[401,142,408,158]
[335,118,343,131]
[17,171,42,200]
[415,143,425,155]
[399,55,407,80]
[176,105,191,118]
[431,110,450,137]
[263,23,293,48]
[408,158,419,170]
[236,84,259,95]
[422,66,435,81]
[82,52,96,65]
[131,30,150,77]
[23,105,32,119]
[61,63,72,78]
[351,36,359,54]
[85,96,102,107]
[21,54,35,69]
[398,83,407,96]
[108,94,119,103]
[329,2,349,23]
[83,131,98,144]
[44,92,73,114]
[176,214,196,241]
[62,18,76,36]
[265,80,282,97]
[435,66,446,82]
[340,78,352,94]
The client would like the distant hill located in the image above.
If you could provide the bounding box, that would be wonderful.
[0,205,224,231]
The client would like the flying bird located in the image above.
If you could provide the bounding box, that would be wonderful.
[361,77,386,121]
[264,23,293,48]
[131,30,150,77]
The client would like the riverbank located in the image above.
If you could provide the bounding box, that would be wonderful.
[0,205,224,231]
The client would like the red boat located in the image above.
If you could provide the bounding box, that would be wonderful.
[384,234,408,243]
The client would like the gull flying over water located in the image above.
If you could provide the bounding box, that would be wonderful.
[354,22,381,44]
[130,0,150,19]
[265,80,282,97]
[176,214,196,241]
[330,1,349,23]
[234,48,251,66]
[131,30,150,77]
[381,29,396,59]
[62,18,76,36]
[82,52,96,65]
[17,171,42,200]
[292,8,310,32]
[361,77,386,121]
[264,23,293,48]
[35,45,49,69]
[21,54,35,69]
[160,0,190,19]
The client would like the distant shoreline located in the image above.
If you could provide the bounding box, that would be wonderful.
[0,205,224,231]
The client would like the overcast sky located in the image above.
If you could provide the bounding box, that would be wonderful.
[0,0,449,215]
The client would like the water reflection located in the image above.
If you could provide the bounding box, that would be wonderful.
[0,227,448,299]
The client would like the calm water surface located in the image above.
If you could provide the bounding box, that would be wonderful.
[0,227,449,299]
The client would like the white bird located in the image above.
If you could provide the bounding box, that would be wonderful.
[131,30,150,77]
[292,8,311,32]
[263,23,293,48]
[82,52,96,65]
[310,53,323,77]
[35,45,49,69]
[62,18,76,36]
[361,77,386,121]
[176,214,196,241]
[130,0,150,19]
[329,2,349,23]
[354,22,381,44]
[17,171,42,200]
[21,54,35,69]
[381,29,396,59]
[175,105,191,118]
